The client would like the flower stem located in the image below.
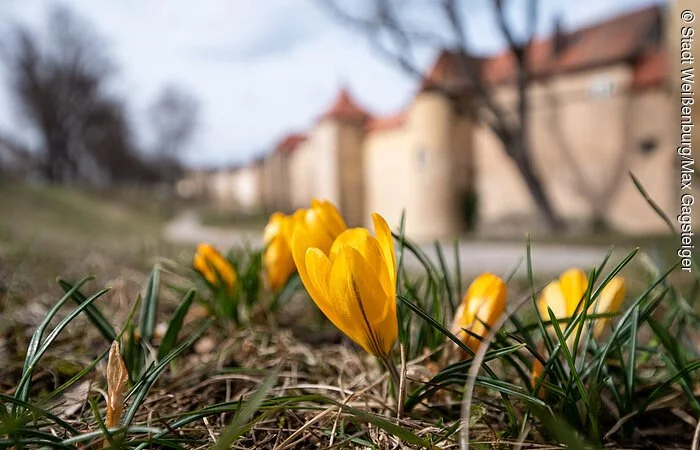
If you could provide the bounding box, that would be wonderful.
[380,353,401,396]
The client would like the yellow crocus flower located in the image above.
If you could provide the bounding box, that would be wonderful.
[293,212,397,358]
[450,273,507,354]
[537,268,626,338]
[291,199,348,256]
[193,243,237,296]
[588,276,626,338]
[530,271,626,398]
[530,356,546,399]
[262,212,296,292]
[537,268,588,322]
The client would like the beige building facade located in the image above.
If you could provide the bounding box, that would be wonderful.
[476,62,676,234]
[185,5,683,240]
[179,160,266,214]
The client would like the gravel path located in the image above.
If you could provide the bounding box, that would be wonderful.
[164,211,621,277]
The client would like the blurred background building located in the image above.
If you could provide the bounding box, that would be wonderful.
[1,0,694,241]
[179,4,680,239]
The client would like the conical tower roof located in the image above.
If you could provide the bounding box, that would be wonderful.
[321,87,371,122]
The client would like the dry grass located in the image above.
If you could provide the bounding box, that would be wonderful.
[1,183,697,449]
[0,182,189,309]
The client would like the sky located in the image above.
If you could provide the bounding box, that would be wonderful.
[0,0,667,168]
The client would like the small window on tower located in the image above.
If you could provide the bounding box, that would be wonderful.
[639,138,658,155]
[588,76,616,99]
[417,148,429,169]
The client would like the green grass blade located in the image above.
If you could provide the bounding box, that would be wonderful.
[0,438,74,449]
[0,393,79,435]
[646,317,700,412]
[139,266,161,344]
[214,371,279,449]
[58,277,117,343]
[398,294,517,422]
[469,376,548,407]
[398,295,473,357]
[391,231,440,281]
[548,309,598,438]
[269,273,301,311]
[625,305,639,411]
[58,427,163,446]
[404,344,526,410]
[336,403,432,447]
[594,261,679,382]
[16,276,94,402]
[395,210,407,285]
[157,289,195,361]
[434,241,455,309]
[588,249,638,304]
[530,406,595,450]
[629,173,675,232]
[122,319,212,427]
[638,360,700,414]
[15,286,109,404]
[453,239,462,303]
[526,236,566,389]
[41,346,110,404]
[89,397,114,447]
[569,269,595,365]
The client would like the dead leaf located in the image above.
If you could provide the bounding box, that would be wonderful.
[106,341,129,428]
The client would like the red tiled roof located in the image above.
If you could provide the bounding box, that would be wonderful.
[631,49,668,89]
[421,50,481,93]
[322,88,372,122]
[423,6,666,89]
[365,111,406,132]
[275,133,307,154]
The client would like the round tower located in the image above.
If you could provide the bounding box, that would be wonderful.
[405,90,461,239]
[316,87,370,227]
[400,49,477,239]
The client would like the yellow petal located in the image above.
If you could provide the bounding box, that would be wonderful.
[345,246,397,355]
[281,211,299,243]
[538,281,569,321]
[531,358,546,400]
[194,251,216,285]
[212,256,237,295]
[559,268,588,317]
[292,228,331,301]
[589,276,626,338]
[311,199,347,237]
[301,209,335,249]
[263,212,286,245]
[263,235,295,291]
[194,244,236,295]
[329,229,393,298]
[328,247,375,354]
[197,243,217,260]
[329,228,371,262]
[304,248,339,324]
[372,213,396,286]
[327,246,396,356]
[193,252,207,275]
[453,273,506,353]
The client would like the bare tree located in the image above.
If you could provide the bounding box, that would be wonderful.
[543,85,633,231]
[317,0,564,230]
[2,6,135,184]
[83,97,161,184]
[148,85,199,157]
